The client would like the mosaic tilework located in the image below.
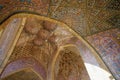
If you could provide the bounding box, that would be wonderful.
[50,7,88,36]
[86,28,120,79]
[49,0,119,37]
[106,0,120,10]
[86,0,119,36]
[0,0,50,23]
[49,0,89,37]
[0,0,119,37]
[107,14,120,27]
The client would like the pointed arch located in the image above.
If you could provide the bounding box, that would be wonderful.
[0,57,46,80]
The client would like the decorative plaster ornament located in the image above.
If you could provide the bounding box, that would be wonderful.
[33,38,44,46]
[48,34,56,43]
[37,29,50,40]
[43,21,57,31]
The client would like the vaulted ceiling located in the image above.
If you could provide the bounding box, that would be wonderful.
[0,0,119,37]
[0,0,120,80]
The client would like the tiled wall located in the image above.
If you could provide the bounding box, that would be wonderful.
[87,28,120,79]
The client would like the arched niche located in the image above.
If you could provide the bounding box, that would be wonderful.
[53,45,90,80]
[1,68,43,80]
[1,57,46,80]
